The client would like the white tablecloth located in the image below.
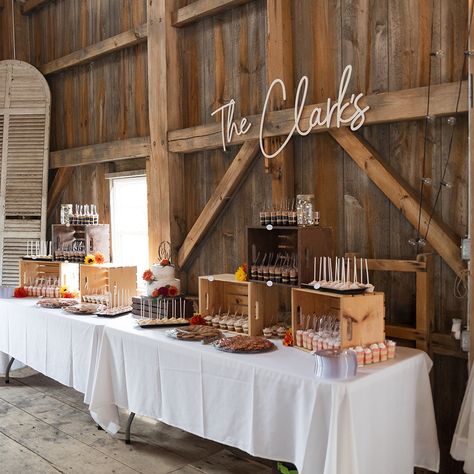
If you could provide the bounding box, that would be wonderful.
[451,363,474,472]
[0,297,122,402]
[89,315,439,474]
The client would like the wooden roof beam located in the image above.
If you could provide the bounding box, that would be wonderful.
[330,127,464,277]
[40,23,148,76]
[177,140,260,268]
[173,0,253,27]
[168,80,468,153]
[21,0,50,14]
[49,136,151,169]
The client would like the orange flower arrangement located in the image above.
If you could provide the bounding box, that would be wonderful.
[13,287,28,298]
[283,328,293,347]
[235,263,248,282]
[94,252,105,264]
[190,314,205,325]
[142,269,155,282]
[168,285,178,297]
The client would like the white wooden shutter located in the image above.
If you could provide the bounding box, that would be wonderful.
[0,60,51,285]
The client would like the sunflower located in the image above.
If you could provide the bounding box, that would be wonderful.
[94,252,105,264]
[235,264,248,282]
[59,285,68,296]
[84,254,96,265]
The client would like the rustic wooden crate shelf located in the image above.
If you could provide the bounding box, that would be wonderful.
[291,287,385,350]
[19,259,80,292]
[198,274,291,337]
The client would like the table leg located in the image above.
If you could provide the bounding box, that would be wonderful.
[5,357,15,384]
[125,412,136,445]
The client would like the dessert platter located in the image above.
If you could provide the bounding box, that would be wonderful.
[135,296,189,327]
[166,325,222,343]
[213,335,276,354]
[64,303,106,315]
[36,297,79,309]
[303,256,374,294]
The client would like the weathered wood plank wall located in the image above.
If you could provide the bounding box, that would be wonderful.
[0,0,469,471]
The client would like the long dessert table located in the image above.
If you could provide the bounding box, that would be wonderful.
[0,298,440,474]
[0,297,121,402]
[89,314,440,474]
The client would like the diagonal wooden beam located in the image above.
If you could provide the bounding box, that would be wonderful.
[21,0,50,14]
[168,80,468,153]
[39,23,148,76]
[172,0,253,27]
[47,168,75,219]
[329,127,464,276]
[177,140,260,268]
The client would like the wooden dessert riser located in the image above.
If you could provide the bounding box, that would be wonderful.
[19,259,80,292]
[291,288,385,350]
[198,275,291,337]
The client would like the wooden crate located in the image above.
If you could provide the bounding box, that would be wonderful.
[51,224,110,262]
[247,226,333,285]
[198,274,291,336]
[80,264,137,305]
[19,259,80,292]
[291,287,385,349]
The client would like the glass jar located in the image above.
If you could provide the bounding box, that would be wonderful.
[296,194,315,226]
[60,204,73,225]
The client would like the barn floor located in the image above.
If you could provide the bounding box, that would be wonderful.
[0,368,275,474]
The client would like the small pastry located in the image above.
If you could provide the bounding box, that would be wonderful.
[263,327,273,338]
[227,317,235,331]
[296,329,303,347]
[387,340,396,359]
[219,316,228,330]
[271,324,279,337]
[212,316,220,328]
[234,319,243,333]
[204,315,213,326]
[242,321,249,334]
[277,326,287,338]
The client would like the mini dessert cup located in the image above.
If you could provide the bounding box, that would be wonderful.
[204,315,213,326]
[387,340,396,359]
[370,343,380,363]
[379,342,388,361]
[277,326,287,338]
[234,319,243,333]
[355,346,365,367]
[242,322,249,334]
[296,329,303,347]
[212,316,220,328]
[364,348,373,365]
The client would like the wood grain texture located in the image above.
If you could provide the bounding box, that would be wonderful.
[40,23,148,76]
[49,136,151,168]
[147,0,185,264]
[178,140,260,268]
[21,0,51,15]
[264,0,294,204]
[47,168,75,218]
[168,80,468,153]
[330,127,464,277]
[173,0,254,27]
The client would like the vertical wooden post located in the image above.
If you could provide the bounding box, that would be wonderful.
[264,0,294,206]
[415,253,433,353]
[146,0,185,263]
[469,0,474,367]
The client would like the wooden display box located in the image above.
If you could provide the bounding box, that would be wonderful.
[80,264,137,305]
[291,288,385,349]
[198,274,291,336]
[19,259,80,292]
[247,226,333,285]
[52,224,110,262]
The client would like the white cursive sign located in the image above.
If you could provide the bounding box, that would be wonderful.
[211,65,370,158]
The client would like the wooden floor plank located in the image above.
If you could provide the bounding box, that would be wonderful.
[0,368,274,474]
